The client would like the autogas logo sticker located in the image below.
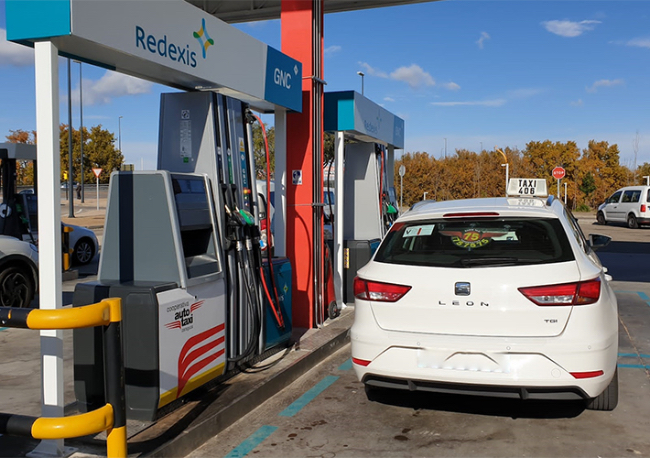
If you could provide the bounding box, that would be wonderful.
[193,18,214,59]
[165,300,204,332]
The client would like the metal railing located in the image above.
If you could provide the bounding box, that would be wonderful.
[0,298,127,457]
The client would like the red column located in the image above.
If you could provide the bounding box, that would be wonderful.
[281,0,324,329]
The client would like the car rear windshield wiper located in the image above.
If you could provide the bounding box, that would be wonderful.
[459,257,520,267]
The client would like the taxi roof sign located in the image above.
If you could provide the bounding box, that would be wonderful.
[507,178,548,197]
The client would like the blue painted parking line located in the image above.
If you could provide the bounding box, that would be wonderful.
[619,353,650,359]
[338,358,352,371]
[614,290,650,306]
[618,363,650,370]
[224,425,278,458]
[278,375,339,417]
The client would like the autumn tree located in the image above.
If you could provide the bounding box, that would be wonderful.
[60,124,123,184]
[578,141,625,206]
[252,123,275,179]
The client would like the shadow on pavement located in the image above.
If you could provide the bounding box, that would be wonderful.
[367,388,586,420]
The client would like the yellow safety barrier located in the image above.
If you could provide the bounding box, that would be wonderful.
[0,298,127,458]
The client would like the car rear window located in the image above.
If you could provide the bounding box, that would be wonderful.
[374,217,575,268]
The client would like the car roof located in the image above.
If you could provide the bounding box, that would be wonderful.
[400,196,563,222]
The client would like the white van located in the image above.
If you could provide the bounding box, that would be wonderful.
[597,186,650,228]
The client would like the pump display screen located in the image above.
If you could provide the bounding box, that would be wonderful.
[171,175,220,278]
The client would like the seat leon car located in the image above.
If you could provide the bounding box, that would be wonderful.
[351,181,619,411]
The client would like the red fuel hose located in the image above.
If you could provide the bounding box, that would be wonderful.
[251,113,284,329]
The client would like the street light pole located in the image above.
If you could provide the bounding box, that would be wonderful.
[67,58,74,217]
[75,60,85,202]
[356,71,365,96]
[118,115,123,153]
[444,138,447,158]
[496,147,509,196]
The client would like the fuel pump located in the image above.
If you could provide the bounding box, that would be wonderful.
[73,93,292,422]
[342,142,398,303]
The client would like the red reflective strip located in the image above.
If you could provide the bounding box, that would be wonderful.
[442,212,500,218]
[352,357,371,367]
[570,370,604,379]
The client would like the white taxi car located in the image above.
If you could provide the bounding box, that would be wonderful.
[351,179,619,410]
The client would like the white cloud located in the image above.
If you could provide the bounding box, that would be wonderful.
[571,99,584,107]
[476,32,490,49]
[586,78,624,93]
[358,62,435,90]
[383,96,395,102]
[0,28,34,66]
[324,45,341,57]
[542,19,601,37]
[75,71,153,106]
[507,88,543,99]
[358,62,388,78]
[443,82,461,91]
[389,64,435,89]
[626,37,650,49]
[431,99,506,107]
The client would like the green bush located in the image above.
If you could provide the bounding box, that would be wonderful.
[575,203,591,212]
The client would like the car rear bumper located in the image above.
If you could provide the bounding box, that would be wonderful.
[363,374,590,401]
[351,302,618,399]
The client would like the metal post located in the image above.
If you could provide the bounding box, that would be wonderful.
[444,138,447,158]
[78,61,84,202]
[30,40,67,458]
[103,298,127,458]
[644,176,650,186]
[67,59,74,217]
[564,182,567,204]
[557,178,560,199]
[400,174,403,209]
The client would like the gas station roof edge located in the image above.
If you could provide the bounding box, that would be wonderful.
[324,91,404,149]
[186,0,440,24]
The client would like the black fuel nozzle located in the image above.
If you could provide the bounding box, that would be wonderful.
[244,108,256,124]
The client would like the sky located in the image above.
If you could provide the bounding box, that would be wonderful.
[1,0,649,171]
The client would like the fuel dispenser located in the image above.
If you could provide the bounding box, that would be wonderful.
[73,93,292,422]
[342,142,398,303]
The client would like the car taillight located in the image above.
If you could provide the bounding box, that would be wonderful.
[570,370,604,379]
[518,278,601,306]
[641,204,647,213]
[353,277,411,302]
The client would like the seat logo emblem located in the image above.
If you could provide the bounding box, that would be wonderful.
[455,282,471,296]
[193,18,214,59]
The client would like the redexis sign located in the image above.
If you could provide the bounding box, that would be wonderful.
[134,18,217,69]
[135,25,199,68]
[5,0,302,113]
